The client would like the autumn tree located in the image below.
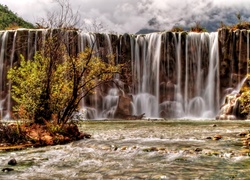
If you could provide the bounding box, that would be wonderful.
[8,0,121,124]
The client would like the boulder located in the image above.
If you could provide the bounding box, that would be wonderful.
[114,95,145,119]
[114,95,133,118]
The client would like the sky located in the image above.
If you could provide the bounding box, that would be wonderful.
[1,0,250,34]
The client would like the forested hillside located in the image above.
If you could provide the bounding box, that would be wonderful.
[0,4,34,30]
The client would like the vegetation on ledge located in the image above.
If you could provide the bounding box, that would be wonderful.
[0,121,91,150]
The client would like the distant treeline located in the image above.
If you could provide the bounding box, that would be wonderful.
[0,4,34,30]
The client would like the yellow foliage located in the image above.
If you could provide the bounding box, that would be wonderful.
[8,47,121,123]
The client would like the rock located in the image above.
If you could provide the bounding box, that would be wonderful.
[78,132,91,139]
[194,148,203,152]
[216,93,240,120]
[8,159,17,166]
[2,168,14,172]
[114,95,133,119]
[213,134,222,140]
[142,147,158,152]
[120,146,127,150]
[238,131,249,137]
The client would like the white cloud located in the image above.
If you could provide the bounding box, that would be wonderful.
[1,0,250,33]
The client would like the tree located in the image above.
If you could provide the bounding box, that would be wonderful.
[0,4,34,30]
[36,0,81,30]
[8,0,122,125]
[8,37,121,124]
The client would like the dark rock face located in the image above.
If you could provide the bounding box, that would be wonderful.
[114,95,133,119]
[0,28,249,119]
[218,28,248,96]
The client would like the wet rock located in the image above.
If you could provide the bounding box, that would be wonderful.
[2,168,14,172]
[206,137,212,140]
[158,147,166,151]
[216,93,240,120]
[142,147,158,152]
[194,148,203,152]
[238,131,249,137]
[213,134,222,140]
[111,145,118,151]
[120,146,127,151]
[8,159,17,166]
[78,132,91,139]
[114,95,133,119]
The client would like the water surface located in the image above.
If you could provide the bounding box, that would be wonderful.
[0,119,250,179]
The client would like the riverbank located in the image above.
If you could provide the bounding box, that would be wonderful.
[0,121,91,151]
[1,119,250,179]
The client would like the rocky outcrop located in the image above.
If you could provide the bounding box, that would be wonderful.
[218,28,248,97]
[216,93,240,120]
[216,75,250,120]
[114,95,133,119]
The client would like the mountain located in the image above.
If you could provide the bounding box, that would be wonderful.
[0,4,34,30]
[135,28,160,34]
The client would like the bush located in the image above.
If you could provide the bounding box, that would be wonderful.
[8,45,121,124]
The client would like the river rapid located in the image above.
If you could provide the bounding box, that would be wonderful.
[0,119,250,179]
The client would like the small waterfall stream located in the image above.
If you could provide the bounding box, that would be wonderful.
[0,29,248,119]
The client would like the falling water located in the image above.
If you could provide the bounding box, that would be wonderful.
[205,32,220,117]
[5,31,18,119]
[0,29,245,120]
[132,33,162,118]
[0,31,9,118]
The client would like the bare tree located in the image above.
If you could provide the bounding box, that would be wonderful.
[36,0,81,29]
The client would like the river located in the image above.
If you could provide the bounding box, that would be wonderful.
[0,119,250,179]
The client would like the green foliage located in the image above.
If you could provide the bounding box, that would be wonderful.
[240,91,250,115]
[8,44,121,124]
[239,74,250,117]
[190,22,207,32]
[0,122,27,144]
[8,54,47,120]
[170,26,184,32]
[0,4,34,30]
[219,13,250,31]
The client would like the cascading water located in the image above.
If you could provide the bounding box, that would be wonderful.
[129,32,220,119]
[0,29,248,120]
[132,33,162,118]
[183,32,220,118]
[5,31,17,119]
[0,31,9,119]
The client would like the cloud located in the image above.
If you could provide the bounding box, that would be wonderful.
[1,0,250,33]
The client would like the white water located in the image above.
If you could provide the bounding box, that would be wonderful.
[0,31,9,118]
[0,29,248,119]
[0,120,250,179]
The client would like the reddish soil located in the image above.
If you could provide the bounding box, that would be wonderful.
[0,123,91,151]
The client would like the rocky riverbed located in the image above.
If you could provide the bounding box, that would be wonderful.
[0,119,250,179]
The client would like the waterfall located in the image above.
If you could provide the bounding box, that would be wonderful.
[5,31,18,119]
[132,33,162,118]
[0,29,248,120]
[0,31,9,119]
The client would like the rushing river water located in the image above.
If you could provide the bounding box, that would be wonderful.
[0,120,250,179]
